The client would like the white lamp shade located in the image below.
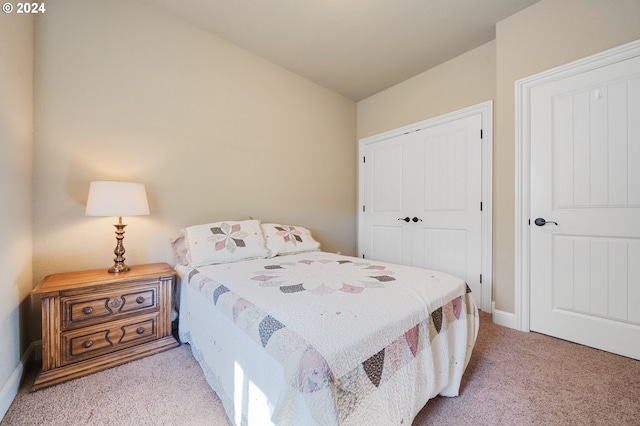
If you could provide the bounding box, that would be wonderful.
[85,181,150,217]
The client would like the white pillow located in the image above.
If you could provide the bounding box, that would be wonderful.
[261,223,321,256]
[180,219,270,267]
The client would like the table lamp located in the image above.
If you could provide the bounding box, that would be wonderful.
[85,181,150,273]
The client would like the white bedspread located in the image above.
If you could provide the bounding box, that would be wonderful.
[178,252,478,425]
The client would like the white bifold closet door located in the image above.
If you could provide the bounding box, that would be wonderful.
[361,114,482,306]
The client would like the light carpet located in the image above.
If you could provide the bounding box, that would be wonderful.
[3,312,639,425]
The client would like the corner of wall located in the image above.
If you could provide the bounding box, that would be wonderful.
[0,342,39,419]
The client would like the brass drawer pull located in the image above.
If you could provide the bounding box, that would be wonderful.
[82,307,93,315]
[136,327,145,334]
[136,296,145,304]
[82,340,93,349]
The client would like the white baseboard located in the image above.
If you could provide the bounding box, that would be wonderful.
[0,340,39,421]
[491,301,518,330]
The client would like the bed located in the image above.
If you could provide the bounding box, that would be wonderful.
[173,220,479,425]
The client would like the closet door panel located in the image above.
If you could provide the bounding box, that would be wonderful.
[362,133,413,264]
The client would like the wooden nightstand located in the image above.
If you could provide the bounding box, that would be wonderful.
[30,262,179,391]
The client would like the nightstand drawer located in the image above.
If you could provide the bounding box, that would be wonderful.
[61,314,159,365]
[62,283,159,329]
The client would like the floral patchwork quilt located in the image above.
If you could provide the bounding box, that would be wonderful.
[180,251,478,425]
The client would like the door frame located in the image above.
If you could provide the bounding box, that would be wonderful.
[358,100,493,312]
[515,39,640,332]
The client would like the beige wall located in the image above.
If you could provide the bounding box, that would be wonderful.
[0,12,33,413]
[32,0,356,338]
[357,0,640,314]
[357,40,496,139]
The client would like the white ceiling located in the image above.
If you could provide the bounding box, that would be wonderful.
[143,0,540,101]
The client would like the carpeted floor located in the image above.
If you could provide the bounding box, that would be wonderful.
[3,312,639,425]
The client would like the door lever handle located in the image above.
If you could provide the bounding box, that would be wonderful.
[412,217,423,222]
[534,218,558,226]
[397,217,410,222]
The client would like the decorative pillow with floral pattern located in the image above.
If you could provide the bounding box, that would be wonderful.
[261,223,321,256]
[180,219,270,267]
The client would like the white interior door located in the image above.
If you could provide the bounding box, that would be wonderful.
[361,114,483,306]
[530,54,640,360]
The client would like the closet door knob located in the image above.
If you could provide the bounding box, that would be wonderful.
[397,217,410,222]
[412,217,423,222]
